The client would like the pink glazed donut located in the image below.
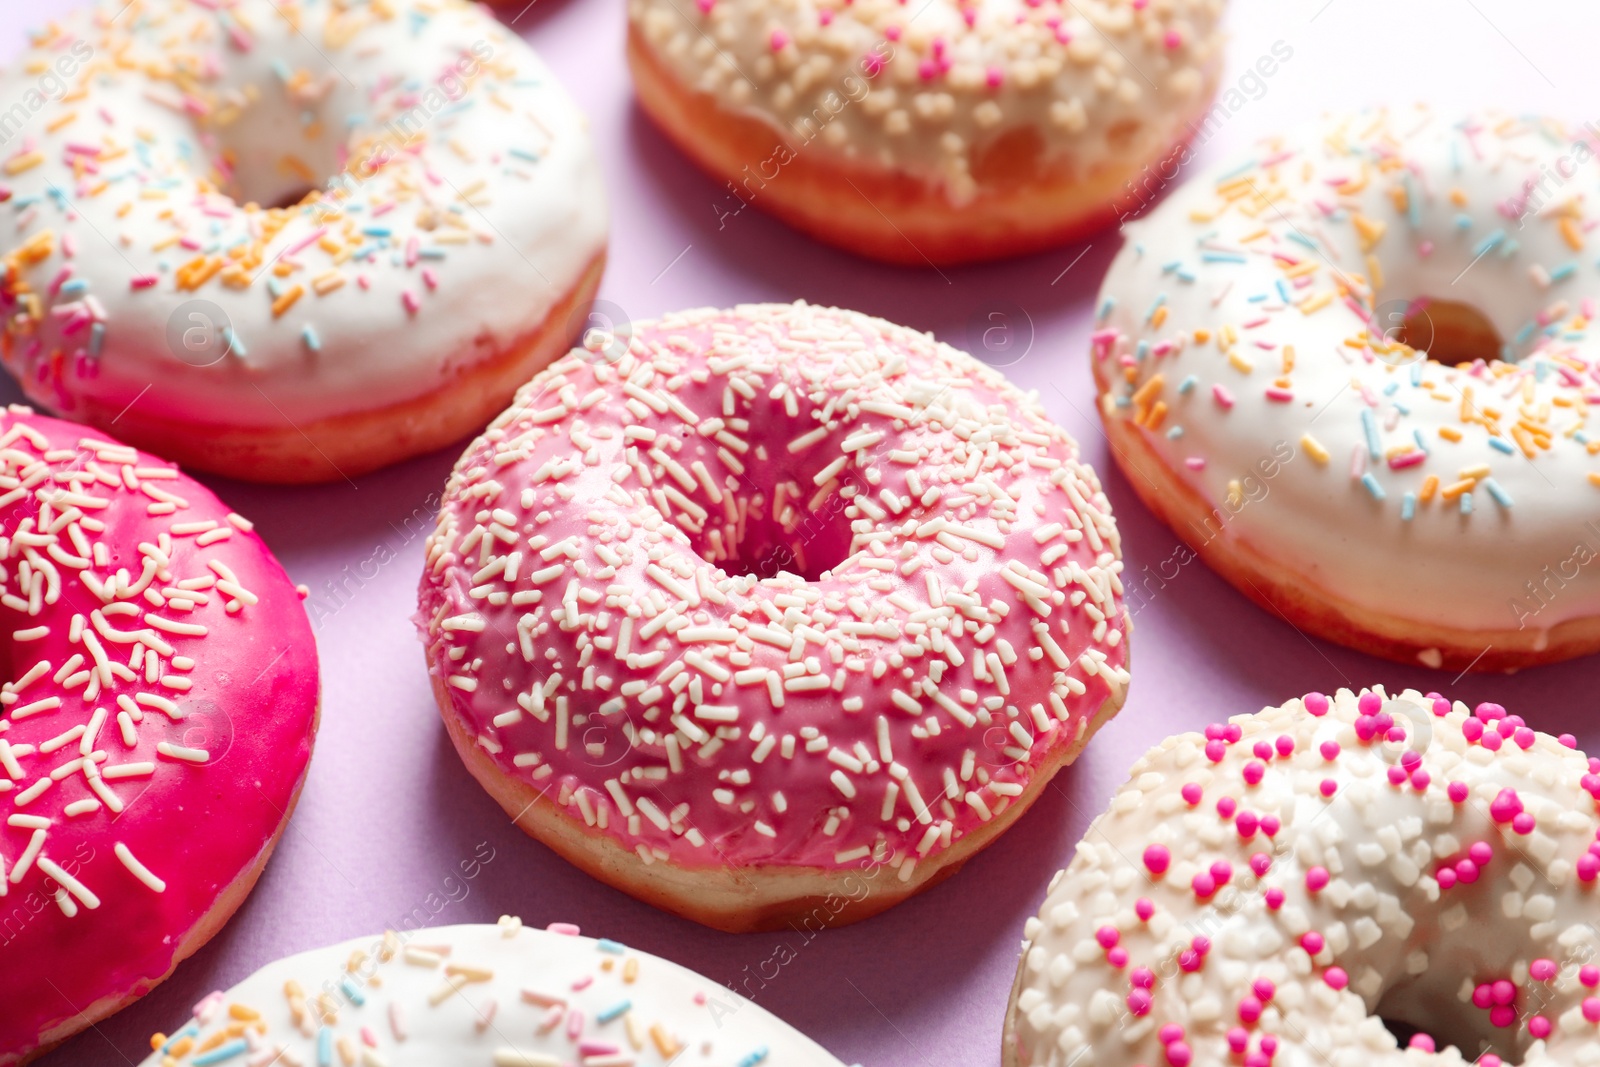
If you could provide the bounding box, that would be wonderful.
[417,302,1130,932]
[0,408,319,1065]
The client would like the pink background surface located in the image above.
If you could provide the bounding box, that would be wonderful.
[7,0,1600,1063]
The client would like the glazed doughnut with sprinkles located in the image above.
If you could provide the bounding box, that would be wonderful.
[1006,686,1600,1067]
[137,917,855,1067]
[1093,108,1600,671]
[0,408,319,1066]
[628,0,1226,264]
[0,0,606,483]
[417,302,1130,932]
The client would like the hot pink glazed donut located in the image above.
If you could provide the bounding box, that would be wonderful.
[0,408,319,1065]
[417,301,1131,932]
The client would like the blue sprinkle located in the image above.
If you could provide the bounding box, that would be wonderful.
[1460,492,1474,515]
[597,999,632,1023]
[192,1039,250,1066]
[272,59,291,82]
[1113,395,1131,408]
[1218,158,1257,181]
[1247,292,1268,303]
[1096,297,1116,321]
[1401,492,1416,521]
[737,1048,771,1067]
[1501,238,1519,258]
[1404,174,1420,227]
[301,325,321,352]
[222,326,245,358]
[1360,473,1386,500]
[1166,426,1184,439]
[162,1023,201,1052]
[1412,428,1429,454]
[1275,279,1291,303]
[362,226,393,238]
[1514,321,1535,345]
[1175,267,1196,283]
[1144,293,1167,323]
[1409,362,1423,386]
[1382,381,1399,396]
[1201,252,1247,264]
[1287,231,1319,251]
[341,975,365,1005]
[1135,340,1150,360]
[1487,436,1515,455]
[1454,213,1474,231]
[1162,259,1182,273]
[509,148,541,163]
[59,278,88,296]
[1550,262,1578,283]
[596,938,627,954]
[1360,408,1382,460]
[89,321,105,358]
[1177,374,1198,395]
[1472,229,1506,258]
[1483,478,1514,509]
[317,1028,333,1067]
[1392,400,1410,415]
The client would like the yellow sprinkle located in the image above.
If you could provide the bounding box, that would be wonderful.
[312,271,346,295]
[228,1004,261,1021]
[1457,464,1491,481]
[1588,472,1600,488]
[1226,480,1243,508]
[1299,434,1329,464]
[1351,213,1386,252]
[1561,217,1584,251]
[45,111,78,132]
[271,284,305,317]
[1282,345,1296,374]
[1438,426,1463,442]
[1227,351,1254,374]
[1298,291,1334,315]
[1364,254,1384,291]
[3,151,44,175]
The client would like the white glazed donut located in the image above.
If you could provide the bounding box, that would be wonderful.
[1092,108,1600,671]
[138,917,853,1067]
[1006,686,1600,1067]
[0,0,606,483]
[627,0,1227,264]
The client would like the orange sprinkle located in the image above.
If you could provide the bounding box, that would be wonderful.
[1131,374,1165,409]
[1420,474,1440,503]
[1439,479,1475,501]
[1589,472,1600,488]
[3,151,45,176]
[1561,216,1584,251]
[271,284,305,317]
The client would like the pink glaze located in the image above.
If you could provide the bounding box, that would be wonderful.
[417,304,1130,876]
[0,410,318,1064]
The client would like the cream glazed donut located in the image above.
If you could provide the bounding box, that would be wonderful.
[1005,687,1600,1067]
[0,0,606,483]
[1092,108,1600,671]
[138,916,855,1067]
[627,0,1226,265]
[0,408,318,1065]
[417,302,1130,933]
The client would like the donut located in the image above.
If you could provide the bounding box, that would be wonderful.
[0,0,606,484]
[626,0,1226,265]
[0,408,318,1065]
[1092,108,1600,671]
[136,916,855,1067]
[1006,686,1600,1067]
[416,301,1130,932]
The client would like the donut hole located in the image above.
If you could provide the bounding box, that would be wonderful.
[693,480,856,584]
[1380,297,1504,367]
[262,184,320,212]
[1366,960,1528,1063]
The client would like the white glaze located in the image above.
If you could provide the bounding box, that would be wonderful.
[140,919,852,1067]
[1095,108,1600,651]
[1010,687,1600,1067]
[0,0,606,427]
[628,0,1226,204]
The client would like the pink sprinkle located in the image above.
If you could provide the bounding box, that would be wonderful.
[1319,741,1341,761]
[1531,1016,1554,1040]
[1135,898,1155,921]
[1205,739,1227,763]
[1386,766,1408,786]
[1253,978,1275,1002]
[1263,887,1285,910]
[1432,697,1451,717]
[1489,1006,1515,1028]
[1358,692,1381,715]
[1300,932,1324,955]
[1237,996,1262,1024]
[1305,867,1329,892]
[1323,967,1348,991]
[1131,967,1155,989]
[1212,384,1235,409]
[1409,1034,1436,1052]
[1304,692,1329,716]
[1210,861,1233,886]
[547,921,580,935]
[1582,966,1600,989]
[1158,1024,1185,1046]
[1387,450,1426,469]
[1106,947,1128,969]
[1410,769,1430,792]
[1249,852,1271,876]
[1562,734,1579,748]
[1216,796,1237,819]
[769,29,791,50]
[1585,998,1600,1023]
[1265,387,1293,402]
[695,0,714,12]
[1462,718,1485,743]
[1127,989,1152,1016]
[1165,1043,1192,1067]
[1192,872,1217,898]
[1236,812,1259,838]
[1227,1028,1249,1053]
[1163,29,1182,49]
[1181,783,1203,806]
[1184,456,1206,470]
[1513,812,1535,835]
[401,290,421,315]
[130,275,159,290]
[1143,844,1171,875]
[1260,815,1280,837]
[1448,781,1469,803]
[1275,736,1295,757]
[1437,867,1457,889]
[1489,788,1523,824]
[1242,761,1265,786]
[1319,779,1338,798]
[985,66,1004,88]
[1531,959,1558,982]
[1096,926,1120,949]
